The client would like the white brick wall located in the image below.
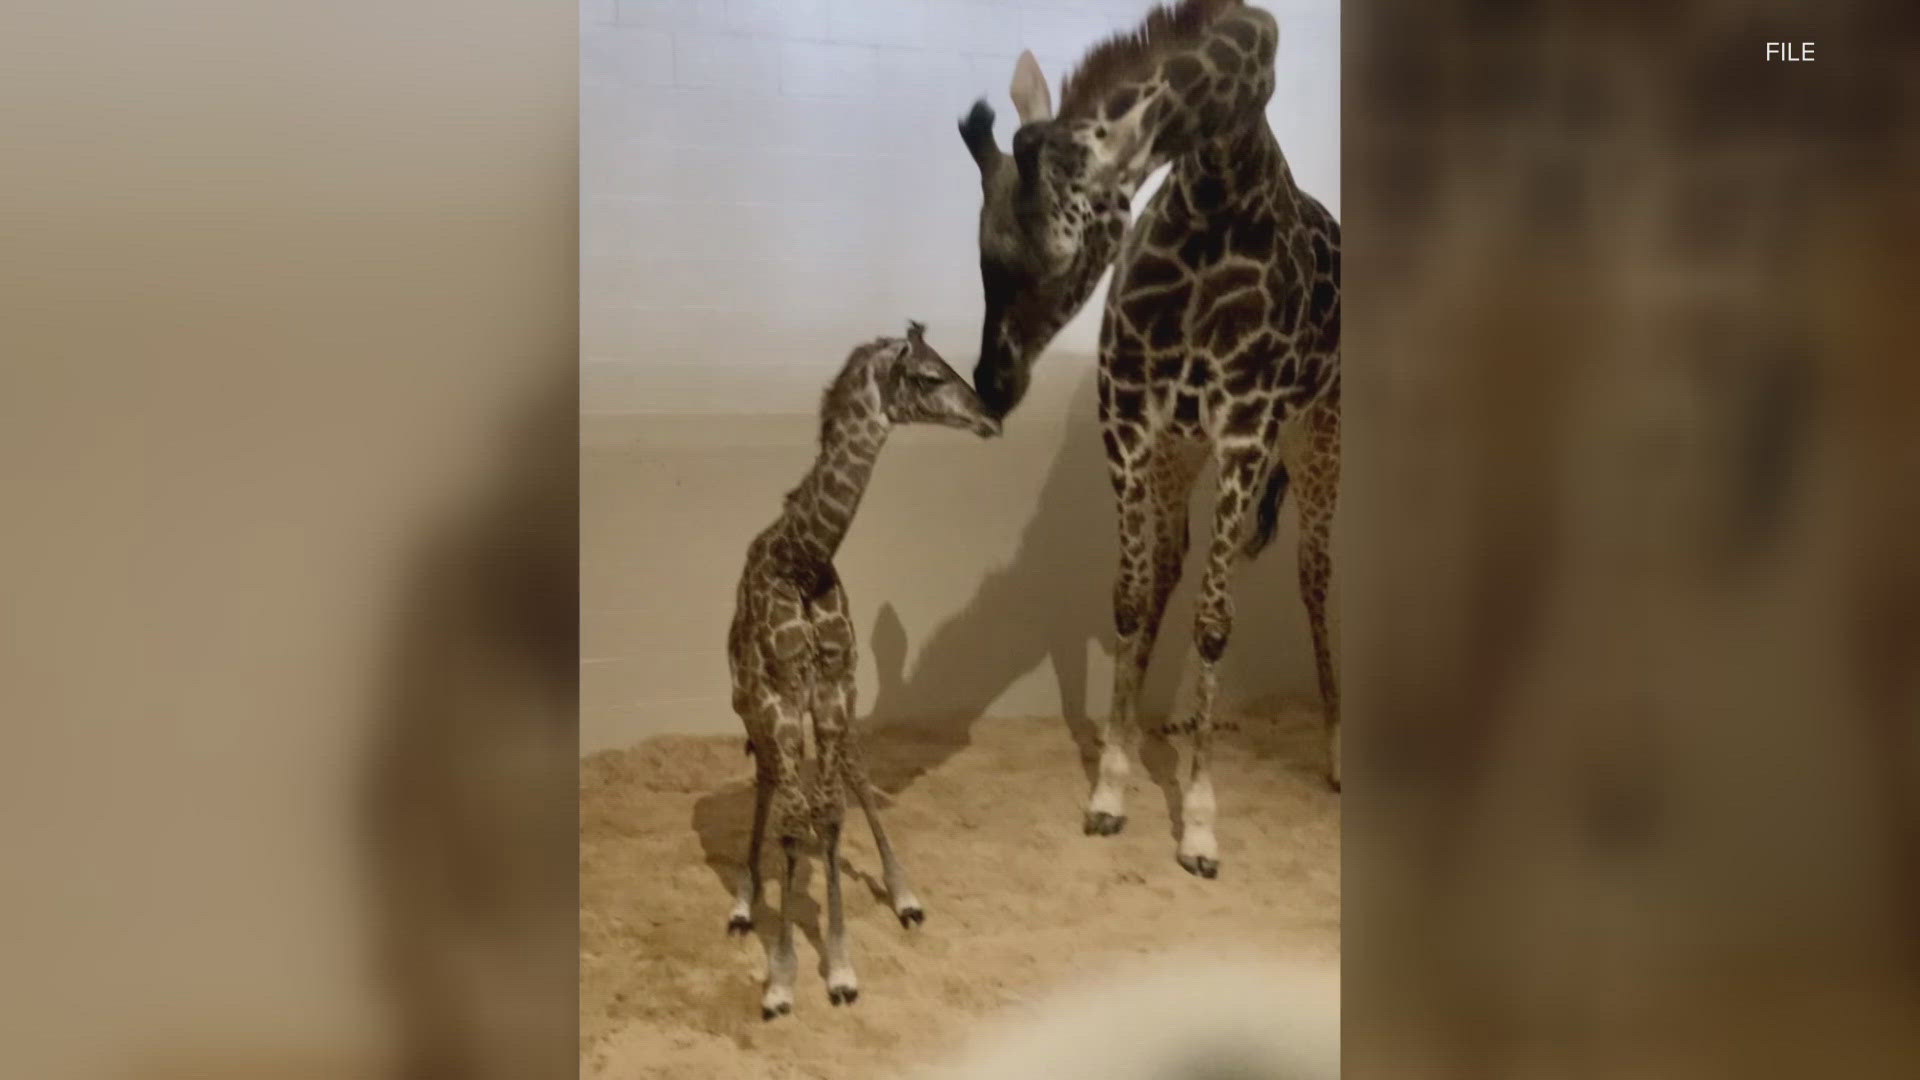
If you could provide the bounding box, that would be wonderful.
[582,0,1340,415]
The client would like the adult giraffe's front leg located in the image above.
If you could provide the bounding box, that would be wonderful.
[1089,461,1150,836]
[1089,419,1181,836]
[1176,449,1265,878]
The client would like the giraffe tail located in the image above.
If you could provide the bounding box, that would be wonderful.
[1243,463,1290,559]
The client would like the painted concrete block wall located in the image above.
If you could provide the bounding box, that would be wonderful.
[582,0,1341,752]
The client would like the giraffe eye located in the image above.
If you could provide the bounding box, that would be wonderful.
[910,371,945,388]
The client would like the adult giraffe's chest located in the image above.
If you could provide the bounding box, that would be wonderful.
[1099,182,1326,439]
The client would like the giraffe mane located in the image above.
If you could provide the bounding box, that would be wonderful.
[1057,0,1242,120]
[816,336,895,447]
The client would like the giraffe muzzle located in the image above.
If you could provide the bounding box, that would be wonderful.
[973,363,1028,421]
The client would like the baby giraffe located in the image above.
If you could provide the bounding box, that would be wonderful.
[727,322,999,1020]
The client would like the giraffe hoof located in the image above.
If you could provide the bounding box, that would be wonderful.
[726,914,754,936]
[897,905,925,929]
[761,1001,792,1021]
[1177,854,1220,879]
[828,985,860,1006]
[1085,811,1127,836]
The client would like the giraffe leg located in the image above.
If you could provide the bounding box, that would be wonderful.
[814,722,860,999]
[1177,658,1223,879]
[844,733,924,927]
[727,755,772,934]
[761,833,801,1020]
[1092,437,1200,835]
[1294,391,1341,791]
[1144,441,1203,737]
[758,698,808,1020]
[1176,450,1265,878]
[820,818,858,1005]
[1090,457,1153,835]
[809,667,861,1004]
[814,591,921,927]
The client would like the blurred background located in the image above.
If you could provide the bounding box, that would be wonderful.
[0,1,575,1077]
[580,0,1341,752]
[1343,0,1920,1074]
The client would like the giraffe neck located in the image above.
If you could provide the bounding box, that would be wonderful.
[1176,118,1294,208]
[782,407,888,563]
[1059,2,1278,197]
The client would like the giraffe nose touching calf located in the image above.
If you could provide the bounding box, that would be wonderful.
[971,350,1022,421]
[725,322,995,1020]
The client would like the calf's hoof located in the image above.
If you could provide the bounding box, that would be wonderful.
[1084,811,1127,836]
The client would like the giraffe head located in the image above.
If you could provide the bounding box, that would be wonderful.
[958,2,1276,419]
[958,51,1133,419]
[873,321,1001,438]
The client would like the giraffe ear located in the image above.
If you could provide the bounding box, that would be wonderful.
[958,100,1001,171]
[1009,50,1053,125]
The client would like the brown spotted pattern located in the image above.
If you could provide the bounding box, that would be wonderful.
[961,0,1341,878]
[725,324,998,1018]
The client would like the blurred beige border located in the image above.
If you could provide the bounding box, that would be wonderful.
[0,2,577,1077]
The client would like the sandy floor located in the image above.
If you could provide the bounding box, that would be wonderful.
[580,705,1340,1080]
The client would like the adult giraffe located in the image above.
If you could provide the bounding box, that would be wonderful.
[957,0,1339,878]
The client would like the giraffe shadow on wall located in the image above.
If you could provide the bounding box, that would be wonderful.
[855,361,1321,822]
[854,365,1197,823]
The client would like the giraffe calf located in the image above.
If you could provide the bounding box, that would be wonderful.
[725,321,999,1020]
